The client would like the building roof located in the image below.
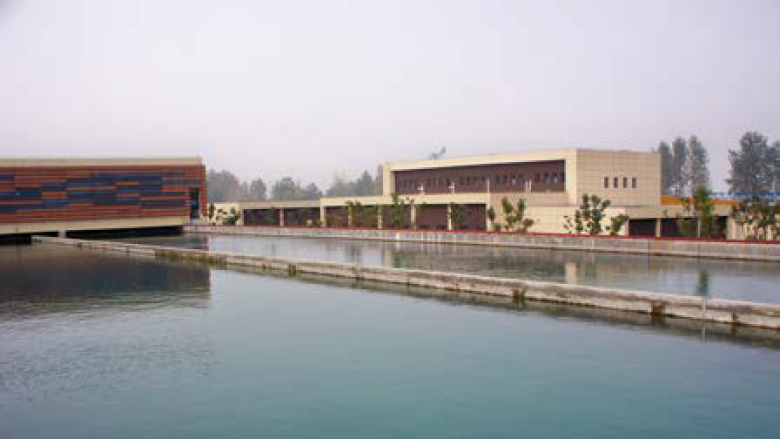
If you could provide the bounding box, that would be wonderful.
[0,157,203,167]
[384,148,654,171]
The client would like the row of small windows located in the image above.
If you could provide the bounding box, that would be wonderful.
[604,176,638,189]
[400,172,565,190]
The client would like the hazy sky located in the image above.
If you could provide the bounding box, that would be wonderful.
[1,0,778,190]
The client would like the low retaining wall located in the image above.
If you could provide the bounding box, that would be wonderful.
[34,236,780,330]
[185,225,780,262]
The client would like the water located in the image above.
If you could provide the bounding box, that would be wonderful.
[125,234,780,303]
[2,243,780,438]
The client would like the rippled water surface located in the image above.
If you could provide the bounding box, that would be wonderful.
[126,234,780,302]
[2,244,779,439]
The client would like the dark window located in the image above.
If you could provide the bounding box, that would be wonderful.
[446,178,451,187]
[518,173,524,182]
[614,177,619,188]
[459,177,464,186]
[535,173,541,183]
[561,172,565,183]
[632,177,637,188]
[552,172,558,184]
[623,177,628,188]
[511,174,516,185]
[604,177,609,188]
[503,175,508,184]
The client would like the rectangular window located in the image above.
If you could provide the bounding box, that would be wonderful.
[503,175,508,184]
[632,177,637,188]
[552,172,558,184]
[604,177,609,188]
[614,177,619,188]
[535,173,541,183]
[623,177,628,188]
[510,174,516,185]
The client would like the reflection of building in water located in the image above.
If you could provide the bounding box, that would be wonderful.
[369,239,780,298]
[0,245,210,317]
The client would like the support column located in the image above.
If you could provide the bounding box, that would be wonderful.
[410,205,417,230]
[377,206,383,229]
[655,218,662,238]
[447,204,453,231]
[58,230,67,238]
[279,209,285,227]
[320,206,326,227]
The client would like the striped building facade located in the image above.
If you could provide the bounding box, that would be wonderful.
[0,158,206,236]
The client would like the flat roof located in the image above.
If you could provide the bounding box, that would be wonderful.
[0,157,203,167]
[385,148,653,172]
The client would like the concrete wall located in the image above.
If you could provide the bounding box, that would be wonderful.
[34,235,780,330]
[186,225,780,262]
[0,215,189,236]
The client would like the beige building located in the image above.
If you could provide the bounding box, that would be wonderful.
[216,149,733,238]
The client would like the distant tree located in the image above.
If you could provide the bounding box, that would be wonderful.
[448,203,468,230]
[303,182,322,200]
[656,141,674,195]
[207,169,246,202]
[686,136,710,194]
[607,214,630,236]
[671,137,688,196]
[772,141,780,193]
[387,193,412,229]
[486,206,500,231]
[352,170,375,196]
[730,196,780,241]
[564,194,611,235]
[247,178,267,201]
[499,196,534,233]
[374,165,384,195]
[271,177,304,201]
[728,132,774,197]
[670,188,721,238]
[326,173,355,197]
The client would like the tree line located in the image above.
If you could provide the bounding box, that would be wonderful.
[655,131,780,197]
[206,168,382,203]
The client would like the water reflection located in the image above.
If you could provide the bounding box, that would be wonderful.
[0,245,214,404]
[125,234,780,303]
[0,244,211,318]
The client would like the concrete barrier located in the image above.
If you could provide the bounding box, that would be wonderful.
[33,236,780,330]
[186,225,780,262]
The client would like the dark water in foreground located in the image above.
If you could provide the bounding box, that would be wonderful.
[1,244,780,439]
[126,234,780,303]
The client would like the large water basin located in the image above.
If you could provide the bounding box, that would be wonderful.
[2,243,780,438]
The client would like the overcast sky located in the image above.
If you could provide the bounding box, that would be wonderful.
[0,0,777,190]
